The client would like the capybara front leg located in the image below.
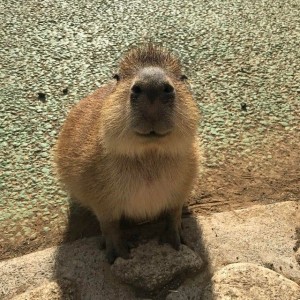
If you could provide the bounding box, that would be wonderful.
[160,205,184,250]
[99,219,130,264]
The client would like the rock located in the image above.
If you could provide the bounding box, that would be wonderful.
[11,281,75,300]
[1,202,299,298]
[0,238,139,299]
[183,201,300,283]
[296,249,300,267]
[111,240,203,291]
[0,247,56,298]
[201,263,300,300]
[166,272,209,300]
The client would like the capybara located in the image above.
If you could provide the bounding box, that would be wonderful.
[54,44,201,263]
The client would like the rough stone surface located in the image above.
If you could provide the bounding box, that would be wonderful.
[166,273,209,300]
[296,249,300,266]
[0,238,138,300]
[0,248,56,298]
[201,263,300,300]
[11,281,75,300]
[111,240,203,291]
[183,201,300,283]
[1,202,299,298]
[167,263,300,300]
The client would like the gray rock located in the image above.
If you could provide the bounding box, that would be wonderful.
[296,248,300,268]
[0,238,138,299]
[1,202,299,298]
[0,247,56,298]
[183,201,300,283]
[111,240,203,291]
[167,263,300,300]
[166,273,208,300]
[11,281,75,300]
[201,263,300,300]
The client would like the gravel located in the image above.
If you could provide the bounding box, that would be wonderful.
[0,0,299,256]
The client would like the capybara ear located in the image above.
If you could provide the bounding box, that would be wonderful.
[180,75,188,81]
[113,74,120,81]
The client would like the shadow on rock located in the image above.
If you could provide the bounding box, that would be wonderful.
[53,200,213,299]
[59,200,101,243]
[164,209,214,300]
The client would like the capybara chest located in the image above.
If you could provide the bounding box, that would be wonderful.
[101,154,184,220]
[120,171,179,220]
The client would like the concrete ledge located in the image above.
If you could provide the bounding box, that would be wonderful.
[1,201,299,299]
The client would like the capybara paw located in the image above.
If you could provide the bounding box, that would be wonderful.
[159,228,181,251]
[105,241,130,264]
[99,235,106,250]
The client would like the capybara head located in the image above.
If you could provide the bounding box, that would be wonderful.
[100,44,200,156]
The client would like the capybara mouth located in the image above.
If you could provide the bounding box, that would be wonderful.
[135,130,170,138]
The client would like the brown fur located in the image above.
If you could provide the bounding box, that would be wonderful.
[54,44,201,263]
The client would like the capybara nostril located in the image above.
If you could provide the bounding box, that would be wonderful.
[133,67,175,100]
[163,83,174,94]
[131,84,142,94]
[130,67,175,107]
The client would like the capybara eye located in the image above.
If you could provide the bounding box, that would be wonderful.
[164,84,174,93]
[180,75,188,81]
[113,74,120,81]
[131,85,142,94]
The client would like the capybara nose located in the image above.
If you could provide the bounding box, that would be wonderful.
[130,67,175,105]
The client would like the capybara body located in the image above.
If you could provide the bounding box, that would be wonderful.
[54,44,201,263]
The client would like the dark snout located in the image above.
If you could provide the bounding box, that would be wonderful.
[131,67,175,106]
[130,67,175,137]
